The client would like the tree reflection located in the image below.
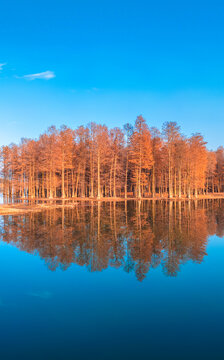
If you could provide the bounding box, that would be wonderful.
[1,200,224,281]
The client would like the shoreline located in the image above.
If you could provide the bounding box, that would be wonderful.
[0,194,224,215]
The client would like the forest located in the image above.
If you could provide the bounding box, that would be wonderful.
[1,116,224,200]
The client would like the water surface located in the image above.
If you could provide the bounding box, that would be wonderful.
[0,200,224,359]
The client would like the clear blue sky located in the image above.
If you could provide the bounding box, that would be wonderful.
[0,0,224,149]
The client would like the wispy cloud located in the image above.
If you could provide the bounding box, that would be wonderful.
[19,70,55,80]
[0,63,6,71]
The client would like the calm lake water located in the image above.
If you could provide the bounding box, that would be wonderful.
[0,200,224,359]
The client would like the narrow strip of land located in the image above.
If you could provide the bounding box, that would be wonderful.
[1,194,224,215]
[0,203,79,215]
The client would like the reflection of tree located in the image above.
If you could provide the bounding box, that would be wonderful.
[1,200,224,281]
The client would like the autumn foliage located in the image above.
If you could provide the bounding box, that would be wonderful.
[1,116,223,200]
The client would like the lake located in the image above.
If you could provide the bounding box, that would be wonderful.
[0,200,224,359]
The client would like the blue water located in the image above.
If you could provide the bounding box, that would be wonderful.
[0,201,224,359]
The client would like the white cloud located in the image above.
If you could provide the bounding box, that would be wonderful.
[0,63,6,71]
[20,70,55,80]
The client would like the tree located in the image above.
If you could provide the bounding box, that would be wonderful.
[123,123,133,199]
[162,122,181,198]
[150,127,163,197]
[109,127,124,197]
[58,126,75,198]
[187,134,207,198]
[206,151,217,193]
[215,147,224,192]
[129,116,154,198]
[94,125,110,199]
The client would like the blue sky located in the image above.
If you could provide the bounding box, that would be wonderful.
[0,0,224,149]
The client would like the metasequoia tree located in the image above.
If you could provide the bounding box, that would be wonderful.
[215,147,224,192]
[150,127,163,197]
[57,126,75,198]
[109,127,124,197]
[74,126,89,197]
[1,145,13,199]
[129,116,154,198]
[206,151,217,193]
[162,122,181,198]
[88,122,96,198]
[184,134,207,198]
[39,127,58,198]
[94,125,110,199]
[123,123,133,199]
[174,138,188,198]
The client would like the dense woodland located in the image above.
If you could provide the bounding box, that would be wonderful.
[1,116,224,200]
[1,200,223,280]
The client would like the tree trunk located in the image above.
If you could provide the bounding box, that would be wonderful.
[61,152,65,198]
[97,151,101,199]
[113,156,117,198]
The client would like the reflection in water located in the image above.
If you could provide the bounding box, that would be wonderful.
[0,200,224,281]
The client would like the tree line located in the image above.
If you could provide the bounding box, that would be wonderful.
[1,116,224,200]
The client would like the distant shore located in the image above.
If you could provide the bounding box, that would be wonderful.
[0,194,224,215]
